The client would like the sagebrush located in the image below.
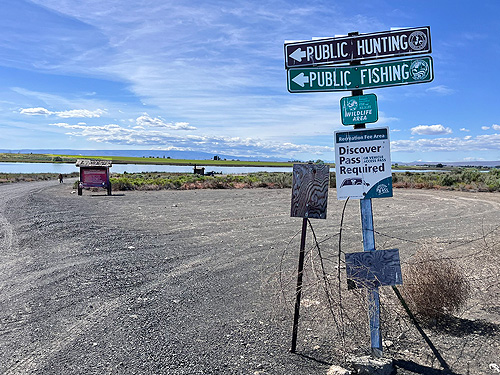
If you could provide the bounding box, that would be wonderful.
[402,248,471,321]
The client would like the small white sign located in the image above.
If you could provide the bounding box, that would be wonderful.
[334,127,392,200]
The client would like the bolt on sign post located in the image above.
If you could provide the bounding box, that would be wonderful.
[290,163,329,353]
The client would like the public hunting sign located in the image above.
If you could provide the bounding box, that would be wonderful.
[334,127,392,200]
[284,26,431,68]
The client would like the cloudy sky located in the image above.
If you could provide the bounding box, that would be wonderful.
[1,0,500,162]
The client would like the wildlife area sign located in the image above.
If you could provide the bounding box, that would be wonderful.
[340,94,378,126]
[284,26,431,68]
[287,56,433,93]
[334,127,392,200]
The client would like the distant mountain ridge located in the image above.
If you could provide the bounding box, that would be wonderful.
[0,149,291,162]
[400,160,500,168]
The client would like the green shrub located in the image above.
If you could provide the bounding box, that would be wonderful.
[460,169,482,184]
[440,173,458,187]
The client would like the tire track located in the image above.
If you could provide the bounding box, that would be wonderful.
[3,255,210,374]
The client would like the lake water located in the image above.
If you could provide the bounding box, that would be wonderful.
[0,162,453,174]
[0,162,294,174]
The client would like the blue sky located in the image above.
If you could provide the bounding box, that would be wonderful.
[1,0,499,163]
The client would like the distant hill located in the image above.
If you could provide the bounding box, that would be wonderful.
[0,149,291,163]
[400,161,500,168]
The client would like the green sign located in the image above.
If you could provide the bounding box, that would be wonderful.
[287,56,433,93]
[340,94,378,126]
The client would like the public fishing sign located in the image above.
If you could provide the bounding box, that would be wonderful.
[334,127,392,200]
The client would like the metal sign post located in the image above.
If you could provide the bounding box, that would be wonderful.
[360,198,383,357]
[348,42,383,357]
[291,217,308,353]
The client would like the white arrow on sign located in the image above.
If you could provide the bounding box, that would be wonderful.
[289,47,306,62]
[291,72,309,87]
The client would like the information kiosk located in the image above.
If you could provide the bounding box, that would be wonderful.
[76,159,112,196]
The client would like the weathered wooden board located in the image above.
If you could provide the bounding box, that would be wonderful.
[345,248,402,290]
[290,163,329,219]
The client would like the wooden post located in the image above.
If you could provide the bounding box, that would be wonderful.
[290,217,308,353]
[106,167,112,195]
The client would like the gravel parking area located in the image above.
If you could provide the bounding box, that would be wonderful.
[1,181,499,374]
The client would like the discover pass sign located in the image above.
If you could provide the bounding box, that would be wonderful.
[334,127,392,200]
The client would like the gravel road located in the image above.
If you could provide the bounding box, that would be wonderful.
[1,181,499,374]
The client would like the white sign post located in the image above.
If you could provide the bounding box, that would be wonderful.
[334,127,392,201]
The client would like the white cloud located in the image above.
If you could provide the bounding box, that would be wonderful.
[20,107,105,118]
[48,121,331,158]
[20,107,52,116]
[50,122,87,129]
[135,114,196,130]
[482,126,490,130]
[426,85,455,95]
[460,128,469,132]
[463,157,485,161]
[392,134,500,153]
[410,124,452,135]
[492,124,500,131]
[56,109,105,118]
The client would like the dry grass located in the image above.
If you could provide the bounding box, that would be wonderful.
[401,248,471,322]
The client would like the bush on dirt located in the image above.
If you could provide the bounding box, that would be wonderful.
[402,248,471,322]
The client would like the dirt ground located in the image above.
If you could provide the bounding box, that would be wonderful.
[0,180,499,374]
